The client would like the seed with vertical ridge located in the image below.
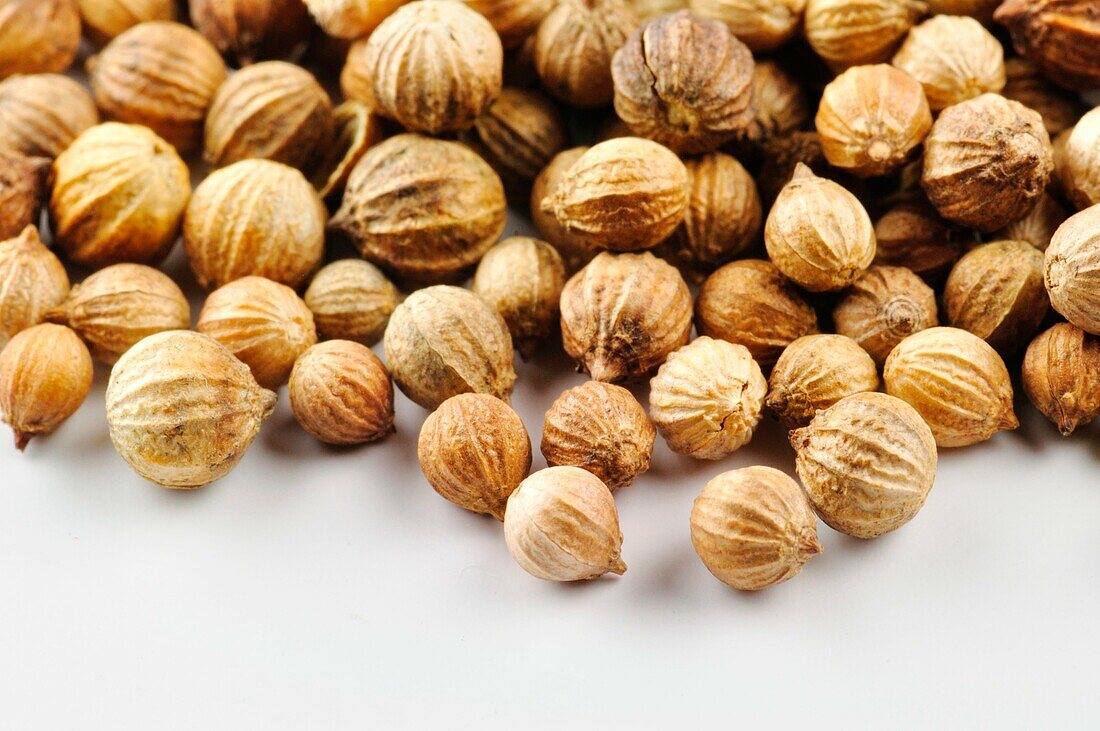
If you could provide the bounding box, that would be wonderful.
[290,340,395,446]
[0,0,81,79]
[1045,204,1100,336]
[833,265,938,366]
[1022,323,1100,436]
[0,226,69,351]
[891,15,1005,111]
[0,74,98,159]
[766,334,880,429]
[304,259,399,348]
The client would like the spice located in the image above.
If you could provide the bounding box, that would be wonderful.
[1001,57,1084,137]
[892,16,1005,111]
[1044,204,1100,336]
[304,0,406,38]
[0,0,81,79]
[994,0,1100,92]
[1060,107,1100,210]
[0,74,99,159]
[1022,323,1100,436]
[689,0,806,52]
[873,199,967,280]
[304,259,399,348]
[503,465,627,581]
[803,0,925,70]
[542,380,655,490]
[649,337,767,459]
[191,0,313,65]
[690,466,821,590]
[0,227,69,351]
[0,155,49,241]
[766,334,880,429]
[78,0,175,46]
[106,331,277,489]
[290,340,395,446]
[996,194,1067,251]
[739,61,809,149]
[309,101,384,200]
[833,265,938,366]
[464,0,554,48]
[791,392,937,539]
[0,324,92,451]
[529,147,594,273]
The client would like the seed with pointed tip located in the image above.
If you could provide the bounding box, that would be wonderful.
[1022,323,1100,436]
[766,334,879,429]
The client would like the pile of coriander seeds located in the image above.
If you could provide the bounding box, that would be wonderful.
[0,0,1098,590]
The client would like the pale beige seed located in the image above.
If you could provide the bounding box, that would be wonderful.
[694,259,819,368]
[383,285,516,410]
[766,334,880,429]
[0,74,98,159]
[88,21,228,154]
[815,64,932,178]
[0,0,81,79]
[0,323,92,451]
[184,159,326,290]
[197,276,317,390]
[417,393,531,520]
[1045,204,1100,336]
[688,0,806,52]
[833,265,938,366]
[329,134,506,287]
[545,137,689,252]
[884,326,1018,447]
[45,263,189,365]
[649,337,766,460]
[542,380,655,491]
[1022,323,1100,436]
[530,146,594,273]
[50,123,191,268]
[996,194,1068,252]
[289,340,395,446]
[791,392,937,539]
[803,0,925,69]
[204,61,335,173]
[690,466,821,591]
[0,226,69,351]
[503,466,627,581]
[106,331,277,489]
[304,259,399,347]
[304,0,406,38]
[78,0,175,46]
[357,1,503,134]
[892,15,1005,111]
[1061,107,1100,211]
[943,240,1049,353]
[473,237,565,359]
[764,163,875,292]
[560,251,692,382]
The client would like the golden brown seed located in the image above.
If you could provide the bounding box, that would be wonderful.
[0,324,92,451]
[1022,323,1100,436]
[534,0,638,108]
[1044,204,1100,335]
[50,123,191,268]
[357,1,503,134]
[611,10,754,154]
[78,0,175,46]
[460,87,569,196]
[304,0,405,38]
[689,0,805,52]
[756,131,836,206]
[996,193,1068,251]
[45,263,189,365]
[892,16,1005,112]
[290,340,395,446]
[924,0,997,18]
[184,159,326,290]
[464,0,554,47]
[473,237,565,359]
[791,392,937,539]
[0,156,49,241]
[88,21,229,153]
[739,61,809,148]
[815,64,932,178]
[204,61,335,173]
[921,94,1053,232]
[632,0,686,19]
[767,334,880,429]
[530,147,594,273]
[418,393,530,519]
[330,134,506,287]
[197,276,317,390]
[106,330,277,489]
[338,37,372,105]
[1001,57,1084,137]
[695,259,819,368]
[503,465,627,581]
[690,466,821,591]
[0,227,69,351]
[659,152,762,279]
[873,199,967,280]
[542,380,654,491]
[304,259,399,347]
[0,0,81,79]
[833,265,938,366]
[884,326,1018,447]
[544,137,688,252]
[309,101,384,200]
[190,0,312,65]
[560,251,692,382]
[994,0,1100,92]
[649,337,766,459]
[765,164,875,291]
[943,240,1049,353]
[803,0,925,70]
[1060,107,1100,210]
[0,74,99,159]
[384,285,516,409]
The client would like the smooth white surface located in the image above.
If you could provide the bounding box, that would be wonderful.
[2,218,1099,728]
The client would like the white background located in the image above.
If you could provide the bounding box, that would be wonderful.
[2,218,1099,729]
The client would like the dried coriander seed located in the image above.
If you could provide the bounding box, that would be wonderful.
[766,334,880,429]
[1022,323,1100,436]
[833,265,938,366]
[290,340,395,446]
[891,15,1005,112]
[0,227,69,351]
[0,74,98,159]
[1044,204,1100,336]
[304,260,400,348]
